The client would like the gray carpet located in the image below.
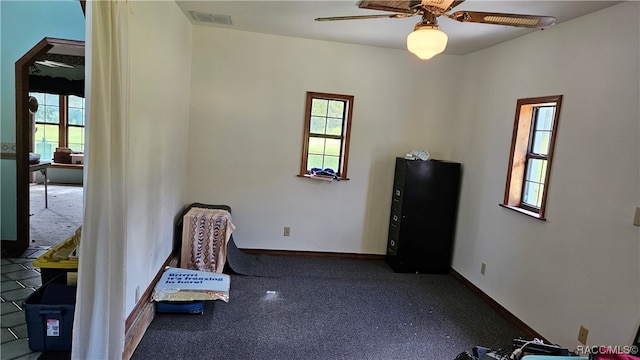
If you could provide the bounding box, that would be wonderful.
[29,184,83,247]
[132,252,522,360]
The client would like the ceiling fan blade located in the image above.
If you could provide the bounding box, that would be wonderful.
[449,11,556,28]
[447,0,465,12]
[358,1,416,14]
[315,13,412,22]
[357,0,461,13]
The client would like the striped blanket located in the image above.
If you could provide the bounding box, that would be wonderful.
[180,207,235,273]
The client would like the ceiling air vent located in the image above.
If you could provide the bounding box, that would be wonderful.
[190,11,232,26]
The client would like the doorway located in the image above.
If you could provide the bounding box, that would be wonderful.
[3,37,85,254]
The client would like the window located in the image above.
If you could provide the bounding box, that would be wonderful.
[299,92,354,180]
[501,95,562,219]
[29,92,85,161]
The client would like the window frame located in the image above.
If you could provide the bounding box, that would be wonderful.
[299,92,354,181]
[501,95,563,220]
[30,92,86,159]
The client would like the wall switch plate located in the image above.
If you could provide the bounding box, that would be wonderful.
[284,227,291,236]
[578,325,589,345]
[634,207,640,226]
[481,263,486,275]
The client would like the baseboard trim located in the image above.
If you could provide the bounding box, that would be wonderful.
[449,269,548,342]
[241,248,386,260]
[122,252,179,360]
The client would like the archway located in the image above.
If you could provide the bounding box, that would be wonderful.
[3,37,85,254]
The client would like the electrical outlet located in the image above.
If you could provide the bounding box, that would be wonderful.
[284,227,291,237]
[481,263,486,275]
[578,325,589,345]
[135,286,140,303]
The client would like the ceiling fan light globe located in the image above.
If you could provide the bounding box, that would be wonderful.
[406,28,448,60]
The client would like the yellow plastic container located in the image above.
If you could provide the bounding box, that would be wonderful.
[33,227,80,284]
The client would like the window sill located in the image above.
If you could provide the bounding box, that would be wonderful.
[297,174,349,182]
[52,162,84,170]
[499,204,546,221]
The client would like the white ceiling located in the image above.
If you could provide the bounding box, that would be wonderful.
[175,1,621,56]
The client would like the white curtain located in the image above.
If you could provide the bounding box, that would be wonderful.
[72,1,129,359]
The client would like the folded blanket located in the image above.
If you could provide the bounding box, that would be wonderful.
[180,207,235,273]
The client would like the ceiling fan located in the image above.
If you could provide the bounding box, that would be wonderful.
[315,0,556,60]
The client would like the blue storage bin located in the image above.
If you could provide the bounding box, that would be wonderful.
[23,274,76,351]
[156,301,205,314]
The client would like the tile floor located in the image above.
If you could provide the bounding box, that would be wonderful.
[1,246,51,360]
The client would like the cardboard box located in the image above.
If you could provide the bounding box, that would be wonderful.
[53,152,71,164]
[70,154,84,165]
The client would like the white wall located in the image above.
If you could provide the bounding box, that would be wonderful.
[451,2,640,349]
[186,27,463,254]
[124,1,192,316]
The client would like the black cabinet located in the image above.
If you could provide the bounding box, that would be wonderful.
[386,157,461,273]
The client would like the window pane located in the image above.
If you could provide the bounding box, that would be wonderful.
[325,138,341,156]
[30,92,44,104]
[33,107,46,122]
[68,126,85,152]
[308,137,325,155]
[44,104,60,124]
[310,116,326,134]
[68,107,84,126]
[68,95,84,108]
[307,154,323,170]
[43,93,58,106]
[531,130,551,155]
[536,107,555,131]
[323,156,339,171]
[327,100,344,118]
[523,158,547,208]
[34,124,59,160]
[311,99,328,116]
[326,118,343,136]
[525,159,547,184]
[522,181,542,208]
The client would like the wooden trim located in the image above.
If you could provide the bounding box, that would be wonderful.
[0,240,22,256]
[14,38,85,254]
[296,174,350,182]
[499,203,546,221]
[240,248,385,261]
[299,92,354,180]
[340,94,354,180]
[59,96,69,147]
[123,252,179,360]
[502,95,562,219]
[16,39,55,254]
[450,269,549,343]
[51,162,84,170]
[538,96,562,218]
[299,92,313,176]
